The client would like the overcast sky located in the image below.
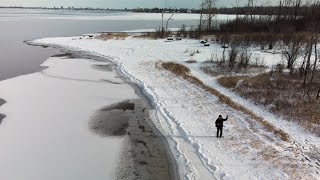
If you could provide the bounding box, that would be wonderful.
[0,0,279,9]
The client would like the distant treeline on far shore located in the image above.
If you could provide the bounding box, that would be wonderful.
[1,4,320,17]
[132,5,318,16]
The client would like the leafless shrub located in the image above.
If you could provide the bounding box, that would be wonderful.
[253,56,265,67]
[207,53,217,62]
[228,45,239,70]
[281,33,304,70]
[179,24,188,38]
[238,51,252,70]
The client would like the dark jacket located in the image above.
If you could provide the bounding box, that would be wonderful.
[215,116,228,128]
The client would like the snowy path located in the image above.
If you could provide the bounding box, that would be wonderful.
[32,36,320,179]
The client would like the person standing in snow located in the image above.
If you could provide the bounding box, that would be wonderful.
[215,115,228,138]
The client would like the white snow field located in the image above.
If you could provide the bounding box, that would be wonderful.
[31,36,320,179]
[0,57,137,180]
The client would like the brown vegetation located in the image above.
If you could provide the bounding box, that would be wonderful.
[160,62,289,141]
[95,33,129,40]
[133,32,158,39]
[161,62,190,76]
[218,76,247,89]
[218,72,320,136]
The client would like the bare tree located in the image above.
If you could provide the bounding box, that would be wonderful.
[302,36,313,87]
[309,35,318,86]
[282,33,304,70]
[278,0,283,20]
[247,0,255,21]
[203,0,216,32]
[198,0,216,35]
[294,0,302,20]
[199,0,204,35]
[221,33,231,63]
[228,41,240,70]
[165,13,174,35]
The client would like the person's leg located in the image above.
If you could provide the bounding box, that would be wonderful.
[216,128,219,138]
[220,127,223,137]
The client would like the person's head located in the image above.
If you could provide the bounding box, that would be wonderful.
[218,115,222,119]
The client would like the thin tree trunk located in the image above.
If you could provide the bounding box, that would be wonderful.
[165,13,174,36]
[303,40,312,88]
[199,0,204,37]
[309,42,318,85]
[308,41,318,96]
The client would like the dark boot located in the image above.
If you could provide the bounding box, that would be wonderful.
[219,128,223,138]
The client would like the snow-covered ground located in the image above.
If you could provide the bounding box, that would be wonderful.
[30,36,320,179]
[0,56,137,180]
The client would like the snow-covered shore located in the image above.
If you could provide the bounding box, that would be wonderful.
[30,35,320,179]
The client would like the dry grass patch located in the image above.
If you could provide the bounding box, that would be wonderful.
[231,72,320,136]
[160,62,289,141]
[161,62,191,77]
[96,33,129,40]
[218,76,248,89]
[201,66,223,76]
[133,32,158,39]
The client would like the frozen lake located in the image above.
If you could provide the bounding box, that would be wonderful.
[0,55,139,180]
[0,8,200,81]
[0,8,185,180]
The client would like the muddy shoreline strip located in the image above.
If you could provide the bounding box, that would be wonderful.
[90,99,175,180]
[126,81,180,180]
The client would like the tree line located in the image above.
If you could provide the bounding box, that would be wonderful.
[192,0,320,99]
